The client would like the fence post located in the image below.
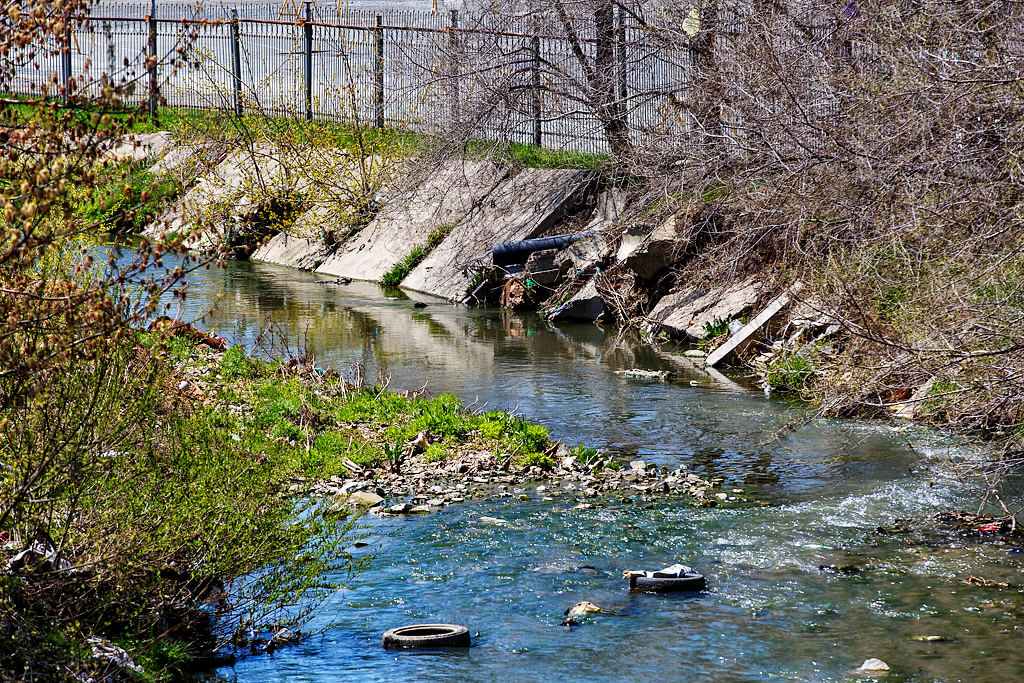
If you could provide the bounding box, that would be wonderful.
[616,5,627,124]
[449,9,458,129]
[62,24,73,102]
[230,9,243,116]
[148,8,158,116]
[303,1,313,121]
[532,35,541,147]
[374,15,384,128]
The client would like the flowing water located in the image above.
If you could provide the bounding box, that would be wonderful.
[127,252,1024,682]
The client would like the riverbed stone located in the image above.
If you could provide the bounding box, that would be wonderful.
[331,490,384,510]
[857,658,890,672]
[402,168,596,301]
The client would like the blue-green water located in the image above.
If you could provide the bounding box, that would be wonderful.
[138,255,1023,682]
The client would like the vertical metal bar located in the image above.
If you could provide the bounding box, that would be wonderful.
[617,5,627,124]
[62,23,73,102]
[304,1,313,120]
[148,10,158,116]
[230,9,243,115]
[449,9,458,129]
[374,14,384,128]
[532,34,541,147]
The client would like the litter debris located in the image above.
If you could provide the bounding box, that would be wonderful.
[623,563,695,580]
[87,637,144,673]
[564,601,602,617]
[964,575,1011,588]
[615,368,674,380]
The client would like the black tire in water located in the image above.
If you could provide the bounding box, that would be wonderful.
[381,624,471,649]
[629,573,707,592]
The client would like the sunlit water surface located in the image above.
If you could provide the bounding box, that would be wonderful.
[120,253,1023,682]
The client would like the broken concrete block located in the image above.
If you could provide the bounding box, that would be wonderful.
[402,168,595,301]
[705,282,803,367]
[650,278,762,341]
[548,279,604,322]
[315,160,504,282]
[102,131,175,164]
[616,213,681,279]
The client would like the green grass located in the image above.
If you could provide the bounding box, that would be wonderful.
[71,159,181,234]
[570,443,600,465]
[379,222,456,287]
[467,139,608,170]
[766,354,817,394]
[212,356,551,478]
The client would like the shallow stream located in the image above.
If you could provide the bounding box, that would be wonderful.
[136,254,1023,682]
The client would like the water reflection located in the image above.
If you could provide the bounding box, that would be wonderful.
[110,253,1024,682]
[128,256,929,503]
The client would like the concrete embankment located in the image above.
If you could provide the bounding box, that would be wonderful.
[134,133,836,377]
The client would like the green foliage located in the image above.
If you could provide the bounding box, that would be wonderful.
[476,411,548,454]
[467,140,608,170]
[703,316,731,339]
[877,285,907,320]
[423,442,450,463]
[517,451,554,470]
[570,443,600,465]
[220,344,259,379]
[766,354,817,393]
[0,344,367,677]
[700,185,729,203]
[379,223,455,287]
[72,160,181,234]
[699,316,731,349]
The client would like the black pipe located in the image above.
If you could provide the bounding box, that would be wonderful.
[492,232,590,267]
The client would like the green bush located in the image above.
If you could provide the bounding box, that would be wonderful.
[766,354,817,393]
[220,344,259,379]
[570,443,600,465]
[702,316,730,340]
[423,442,450,463]
[517,451,554,470]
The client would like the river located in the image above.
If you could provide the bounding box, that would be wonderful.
[137,254,1023,682]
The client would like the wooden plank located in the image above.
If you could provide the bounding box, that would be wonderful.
[705,282,804,367]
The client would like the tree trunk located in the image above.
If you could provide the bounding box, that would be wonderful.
[593,0,631,158]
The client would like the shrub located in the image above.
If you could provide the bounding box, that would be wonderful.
[570,443,600,465]
[221,344,259,379]
[766,354,817,394]
[424,442,450,463]
[517,451,554,470]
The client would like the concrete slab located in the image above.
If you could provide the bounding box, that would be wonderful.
[144,143,288,251]
[402,168,596,301]
[650,277,762,341]
[250,232,331,271]
[548,279,604,321]
[101,132,175,164]
[315,160,504,282]
[705,282,803,367]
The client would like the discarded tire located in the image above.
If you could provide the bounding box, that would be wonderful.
[629,573,707,592]
[381,624,471,649]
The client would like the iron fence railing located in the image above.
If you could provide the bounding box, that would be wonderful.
[7,2,847,156]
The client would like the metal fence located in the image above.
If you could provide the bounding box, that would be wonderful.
[7,2,716,154]
[10,2,850,156]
